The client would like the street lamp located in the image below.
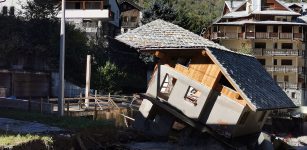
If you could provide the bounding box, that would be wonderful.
[58,0,65,116]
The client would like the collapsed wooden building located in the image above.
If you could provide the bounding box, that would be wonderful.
[116,20,296,140]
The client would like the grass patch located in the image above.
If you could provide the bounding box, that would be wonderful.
[0,109,114,131]
[0,134,53,148]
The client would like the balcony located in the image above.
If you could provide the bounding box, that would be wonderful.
[279,33,292,39]
[253,49,304,56]
[121,22,139,28]
[265,66,303,73]
[293,33,303,40]
[269,32,278,38]
[211,32,303,40]
[57,1,109,19]
[277,82,303,89]
[66,1,105,10]
[256,32,269,39]
[245,32,255,38]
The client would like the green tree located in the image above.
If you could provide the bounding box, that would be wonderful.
[95,61,127,94]
[22,0,59,20]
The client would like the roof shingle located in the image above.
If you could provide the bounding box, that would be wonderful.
[115,19,229,51]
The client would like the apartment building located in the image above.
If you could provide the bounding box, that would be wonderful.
[58,0,120,39]
[205,0,307,106]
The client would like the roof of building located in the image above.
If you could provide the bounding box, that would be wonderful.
[215,20,307,26]
[223,11,250,18]
[118,0,143,10]
[252,10,300,16]
[207,48,296,110]
[116,19,295,110]
[116,19,230,51]
[225,1,245,11]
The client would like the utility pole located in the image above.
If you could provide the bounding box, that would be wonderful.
[58,0,65,116]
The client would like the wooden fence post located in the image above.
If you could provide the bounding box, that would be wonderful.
[79,93,82,110]
[94,103,97,121]
[66,100,70,116]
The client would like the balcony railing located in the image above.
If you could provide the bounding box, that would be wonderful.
[293,33,303,39]
[225,32,238,39]
[256,32,269,39]
[269,32,278,38]
[245,32,255,38]
[211,32,303,40]
[121,22,139,28]
[277,82,303,89]
[279,33,292,39]
[253,49,304,56]
[265,66,303,73]
[66,1,105,10]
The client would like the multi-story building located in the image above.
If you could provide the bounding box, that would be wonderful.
[118,0,142,33]
[205,0,307,106]
[58,0,120,39]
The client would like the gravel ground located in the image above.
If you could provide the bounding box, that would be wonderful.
[0,118,63,134]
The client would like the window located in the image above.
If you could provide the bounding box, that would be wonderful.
[282,26,292,33]
[281,43,293,49]
[274,59,277,65]
[291,92,297,99]
[274,43,278,49]
[131,16,137,22]
[257,59,266,65]
[9,6,14,16]
[123,16,129,22]
[239,111,250,125]
[2,6,7,15]
[159,74,177,100]
[213,26,218,32]
[273,75,277,81]
[254,42,266,49]
[284,75,289,82]
[281,59,292,65]
[273,25,278,32]
[184,86,201,106]
[255,25,267,32]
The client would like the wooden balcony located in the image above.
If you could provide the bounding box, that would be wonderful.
[253,49,304,56]
[293,33,303,40]
[255,32,269,39]
[224,32,238,39]
[245,32,255,38]
[211,32,303,40]
[279,33,292,39]
[269,32,278,38]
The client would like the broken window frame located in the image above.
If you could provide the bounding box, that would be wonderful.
[184,86,201,106]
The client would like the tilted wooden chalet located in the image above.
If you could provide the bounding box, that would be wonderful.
[116,20,296,138]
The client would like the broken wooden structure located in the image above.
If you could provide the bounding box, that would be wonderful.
[116,19,296,144]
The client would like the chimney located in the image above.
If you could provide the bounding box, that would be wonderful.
[231,0,233,8]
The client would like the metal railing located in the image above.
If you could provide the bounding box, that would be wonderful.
[211,32,303,40]
[265,66,303,73]
[253,49,304,56]
[277,82,303,89]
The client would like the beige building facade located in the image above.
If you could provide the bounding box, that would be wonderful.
[205,0,306,106]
